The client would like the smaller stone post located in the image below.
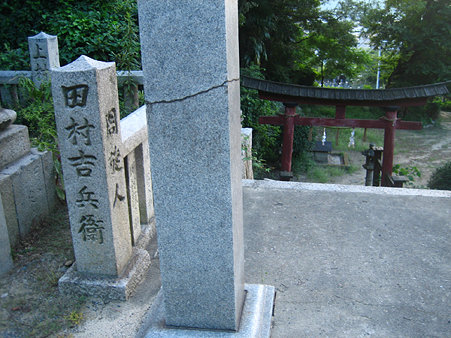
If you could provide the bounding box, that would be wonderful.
[135,141,154,226]
[28,32,60,88]
[124,150,141,244]
[52,56,150,300]
[241,128,254,179]
[0,194,13,276]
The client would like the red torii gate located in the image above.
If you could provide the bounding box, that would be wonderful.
[242,76,449,186]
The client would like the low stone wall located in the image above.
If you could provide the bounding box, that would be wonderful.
[0,122,56,275]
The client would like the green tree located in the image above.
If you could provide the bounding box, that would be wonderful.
[238,0,371,85]
[296,10,371,86]
[359,0,451,87]
[0,0,139,70]
[239,0,321,84]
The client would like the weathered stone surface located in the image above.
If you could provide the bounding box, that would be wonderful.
[138,0,244,331]
[0,174,19,247]
[0,125,31,169]
[52,56,132,277]
[140,284,275,337]
[135,141,154,226]
[0,108,16,131]
[125,150,141,244]
[37,149,57,213]
[59,248,151,301]
[120,105,155,244]
[1,152,49,237]
[28,32,60,87]
[120,105,147,155]
[0,194,13,276]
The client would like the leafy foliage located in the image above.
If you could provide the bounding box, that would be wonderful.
[14,77,66,200]
[15,78,57,153]
[392,164,421,182]
[240,66,282,165]
[238,0,371,85]
[240,65,314,172]
[428,161,451,191]
[357,0,451,87]
[0,0,139,70]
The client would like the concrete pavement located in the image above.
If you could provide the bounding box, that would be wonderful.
[73,180,451,337]
[243,180,451,337]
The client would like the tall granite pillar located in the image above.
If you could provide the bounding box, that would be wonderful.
[52,56,150,300]
[138,1,274,335]
[139,0,244,331]
[28,32,60,87]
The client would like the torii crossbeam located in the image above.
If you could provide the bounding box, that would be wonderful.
[242,76,449,186]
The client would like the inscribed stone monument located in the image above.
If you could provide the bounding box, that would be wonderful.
[52,56,150,299]
[28,32,60,87]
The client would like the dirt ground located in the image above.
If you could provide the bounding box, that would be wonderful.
[0,112,450,337]
[321,111,451,188]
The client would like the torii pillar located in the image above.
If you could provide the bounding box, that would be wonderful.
[280,103,297,181]
[260,105,421,186]
[381,107,398,187]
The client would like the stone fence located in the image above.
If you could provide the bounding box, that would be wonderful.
[51,56,153,299]
[0,32,253,179]
[0,32,253,280]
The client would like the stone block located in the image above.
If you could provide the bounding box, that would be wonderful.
[145,88,245,330]
[125,150,141,244]
[135,141,154,226]
[1,152,49,237]
[33,148,57,212]
[0,125,31,169]
[52,56,133,277]
[0,194,13,276]
[59,248,151,301]
[138,0,244,330]
[0,108,16,131]
[140,284,275,337]
[0,174,19,247]
[28,32,60,87]
[139,2,233,104]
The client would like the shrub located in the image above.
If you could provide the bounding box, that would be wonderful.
[240,65,314,171]
[240,65,282,166]
[15,78,57,153]
[428,161,451,191]
[0,0,140,70]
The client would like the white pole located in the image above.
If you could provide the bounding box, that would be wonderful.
[376,46,381,89]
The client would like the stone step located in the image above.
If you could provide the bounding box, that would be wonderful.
[0,125,31,170]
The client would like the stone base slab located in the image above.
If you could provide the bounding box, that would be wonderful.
[135,219,156,251]
[58,248,151,301]
[0,148,55,245]
[0,125,31,169]
[139,284,275,337]
[0,194,13,276]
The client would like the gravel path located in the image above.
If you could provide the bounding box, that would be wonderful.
[328,111,451,188]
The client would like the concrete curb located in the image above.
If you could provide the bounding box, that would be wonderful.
[243,179,451,198]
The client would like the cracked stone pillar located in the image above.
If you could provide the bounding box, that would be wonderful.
[138,0,274,336]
